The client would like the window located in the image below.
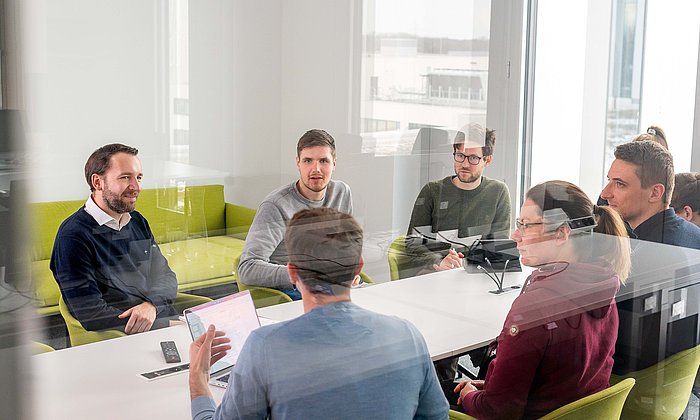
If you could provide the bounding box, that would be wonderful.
[527,0,700,200]
[360,0,492,156]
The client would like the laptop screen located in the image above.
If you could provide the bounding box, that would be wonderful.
[184,290,261,374]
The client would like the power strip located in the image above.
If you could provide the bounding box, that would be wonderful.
[138,363,190,381]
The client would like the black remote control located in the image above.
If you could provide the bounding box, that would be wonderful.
[160,341,181,363]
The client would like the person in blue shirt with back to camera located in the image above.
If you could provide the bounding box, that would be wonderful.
[189,208,449,420]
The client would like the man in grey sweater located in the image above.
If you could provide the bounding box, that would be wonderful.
[237,129,353,299]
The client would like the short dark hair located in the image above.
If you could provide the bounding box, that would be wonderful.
[285,208,363,295]
[614,140,674,204]
[453,125,496,156]
[85,143,139,192]
[671,172,700,214]
[296,129,336,158]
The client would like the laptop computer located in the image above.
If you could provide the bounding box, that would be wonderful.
[184,290,261,388]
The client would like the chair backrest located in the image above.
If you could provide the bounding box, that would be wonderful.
[388,235,409,281]
[135,184,227,244]
[58,295,126,347]
[539,378,635,420]
[613,343,700,420]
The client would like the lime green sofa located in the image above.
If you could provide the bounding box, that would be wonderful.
[30,184,255,317]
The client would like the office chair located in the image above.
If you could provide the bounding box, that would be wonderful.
[388,235,409,281]
[60,293,212,347]
[539,378,635,419]
[59,295,126,347]
[447,378,634,420]
[610,343,700,420]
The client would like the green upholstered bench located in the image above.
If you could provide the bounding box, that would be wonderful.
[30,184,255,317]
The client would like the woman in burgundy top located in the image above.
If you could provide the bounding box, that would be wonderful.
[456,180,631,419]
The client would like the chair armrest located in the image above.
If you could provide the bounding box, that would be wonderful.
[359,271,374,284]
[58,295,127,347]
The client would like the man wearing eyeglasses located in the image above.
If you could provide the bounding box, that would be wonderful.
[405,123,511,402]
[406,123,512,276]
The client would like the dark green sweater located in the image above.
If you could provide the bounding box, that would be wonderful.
[404,175,512,276]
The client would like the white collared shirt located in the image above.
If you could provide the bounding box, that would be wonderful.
[84,195,132,231]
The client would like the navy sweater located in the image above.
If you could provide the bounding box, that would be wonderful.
[633,208,700,249]
[50,208,177,332]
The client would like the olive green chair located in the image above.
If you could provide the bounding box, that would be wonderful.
[446,379,634,420]
[388,235,410,281]
[448,409,475,419]
[539,378,635,419]
[60,292,212,347]
[611,344,700,420]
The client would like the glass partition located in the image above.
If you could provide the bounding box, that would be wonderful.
[2,0,700,418]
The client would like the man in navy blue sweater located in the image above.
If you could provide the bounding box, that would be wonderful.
[601,140,700,375]
[50,143,178,334]
[601,140,700,249]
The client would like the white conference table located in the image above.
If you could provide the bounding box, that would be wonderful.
[258,268,528,360]
[31,268,529,420]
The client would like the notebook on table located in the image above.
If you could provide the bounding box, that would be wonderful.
[184,290,261,388]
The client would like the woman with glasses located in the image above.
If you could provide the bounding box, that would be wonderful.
[455,180,631,420]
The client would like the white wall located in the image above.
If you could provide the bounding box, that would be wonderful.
[279,0,406,237]
[189,0,283,208]
[21,0,286,208]
[22,0,167,202]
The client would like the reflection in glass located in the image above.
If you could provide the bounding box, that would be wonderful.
[360,0,491,156]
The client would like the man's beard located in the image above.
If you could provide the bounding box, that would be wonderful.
[103,186,136,214]
[456,171,481,184]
